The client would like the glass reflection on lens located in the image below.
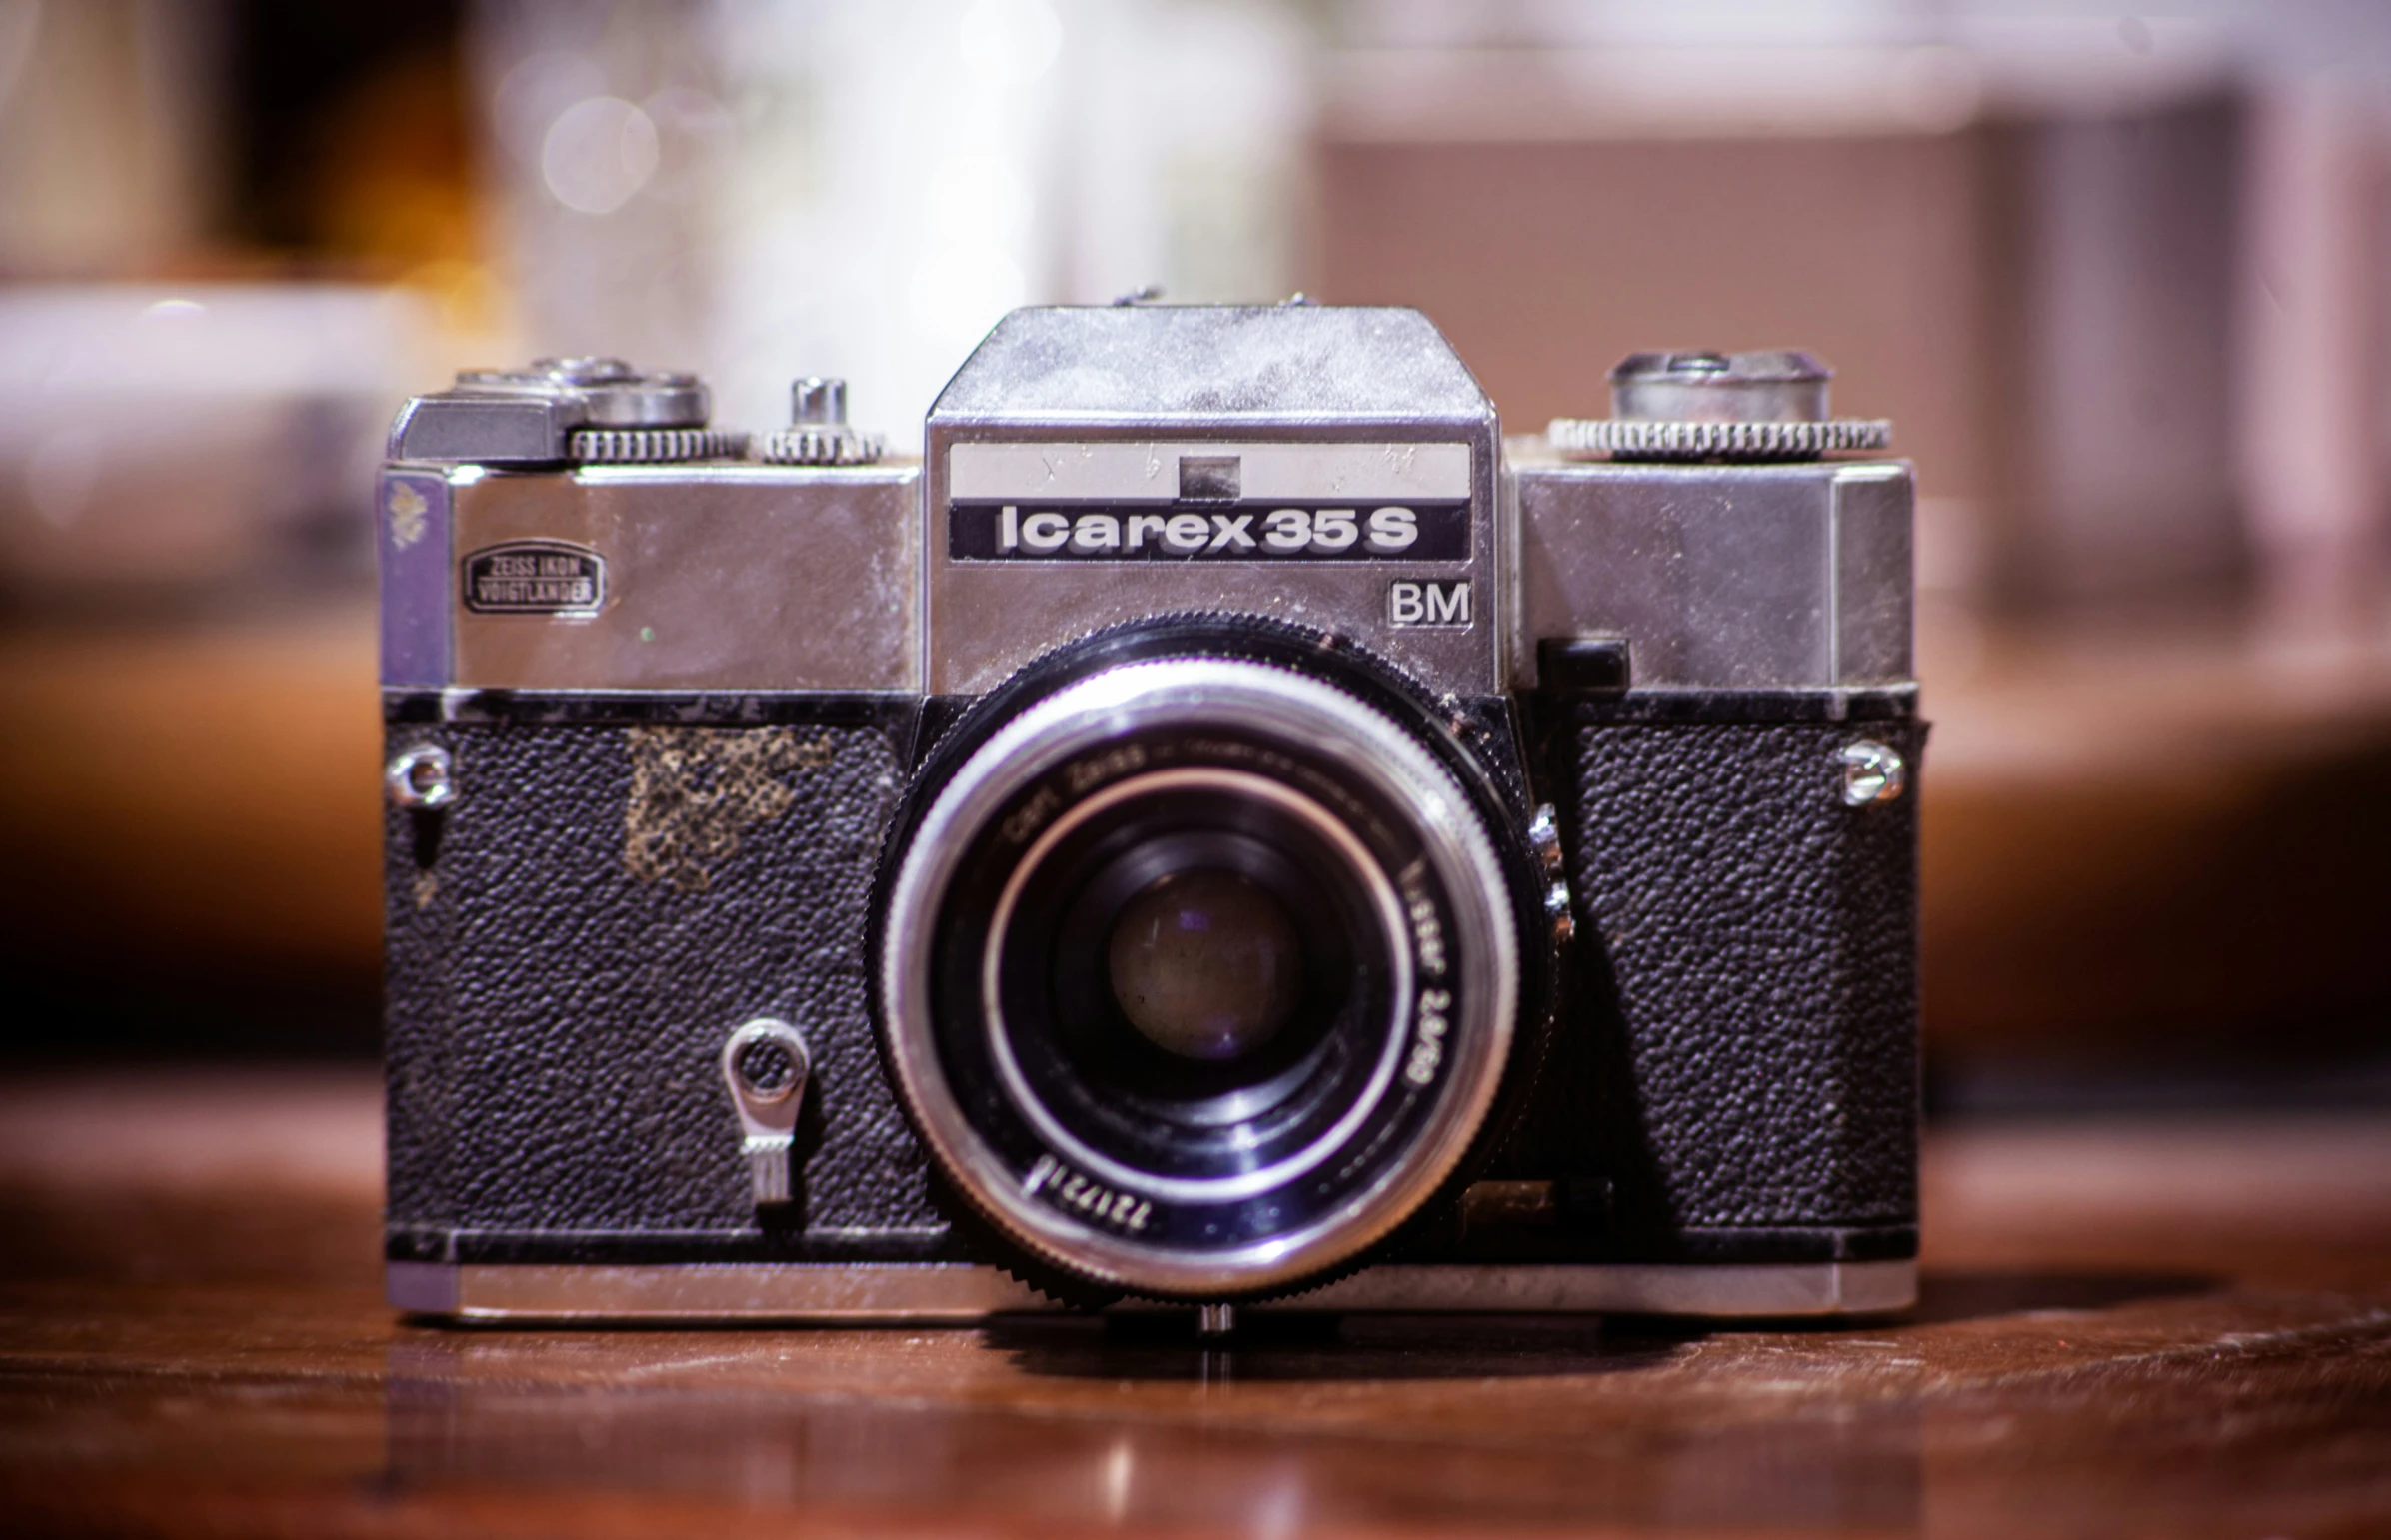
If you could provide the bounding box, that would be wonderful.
[1106,869,1301,1061]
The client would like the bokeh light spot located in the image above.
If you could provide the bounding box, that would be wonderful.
[541,96,660,215]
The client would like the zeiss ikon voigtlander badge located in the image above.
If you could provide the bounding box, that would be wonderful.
[461,540,606,616]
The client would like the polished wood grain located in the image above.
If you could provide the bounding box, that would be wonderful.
[1,1071,2387,1537]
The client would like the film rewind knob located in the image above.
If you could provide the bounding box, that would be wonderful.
[721,1018,811,1206]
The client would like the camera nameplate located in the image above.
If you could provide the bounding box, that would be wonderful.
[924,306,1504,698]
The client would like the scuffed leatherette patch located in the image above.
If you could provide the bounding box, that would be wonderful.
[623,726,837,892]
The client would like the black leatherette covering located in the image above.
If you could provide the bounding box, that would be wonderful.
[385,707,1921,1270]
[1556,718,1923,1245]
[384,716,951,1260]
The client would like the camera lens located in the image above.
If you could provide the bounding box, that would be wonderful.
[1107,869,1299,1062]
[878,651,1528,1301]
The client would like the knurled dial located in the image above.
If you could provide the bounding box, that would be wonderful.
[758,425,885,466]
[1548,348,1891,463]
[1546,417,1890,462]
[759,375,884,465]
[570,426,748,463]
[449,358,746,464]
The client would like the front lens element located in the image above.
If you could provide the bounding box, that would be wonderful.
[1108,869,1301,1062]
[997,774,1395,1176]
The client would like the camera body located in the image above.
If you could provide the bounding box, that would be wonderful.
[379,306,1920,1322]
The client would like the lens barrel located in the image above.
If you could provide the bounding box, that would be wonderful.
[876,639,1530,1301]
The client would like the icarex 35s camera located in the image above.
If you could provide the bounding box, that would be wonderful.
[378,303,1922,1324]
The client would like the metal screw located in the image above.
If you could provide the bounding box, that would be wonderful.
[385,745,454,811]
[1527,803,1565,876]
[1840,741,1907,806]
[725,1018,811,1106]
[733,1036,803,1102]
[1544,880,1575,944]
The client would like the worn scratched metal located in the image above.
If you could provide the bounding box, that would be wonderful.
[924,306,1506,698]
[1509,443,1914,690]
[0,1071,2386,1538]
[436,462,923,693]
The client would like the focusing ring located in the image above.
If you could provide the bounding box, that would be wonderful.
[874,634,1532,1302]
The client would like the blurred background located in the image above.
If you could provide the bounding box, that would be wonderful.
[2,0,2389,1112]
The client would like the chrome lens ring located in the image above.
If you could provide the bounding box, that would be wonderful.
[879,656,1520,1299]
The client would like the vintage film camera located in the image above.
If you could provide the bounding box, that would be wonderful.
[379,305,1920,1324]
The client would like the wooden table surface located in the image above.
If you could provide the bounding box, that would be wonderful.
[1,1070,2387,1539]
